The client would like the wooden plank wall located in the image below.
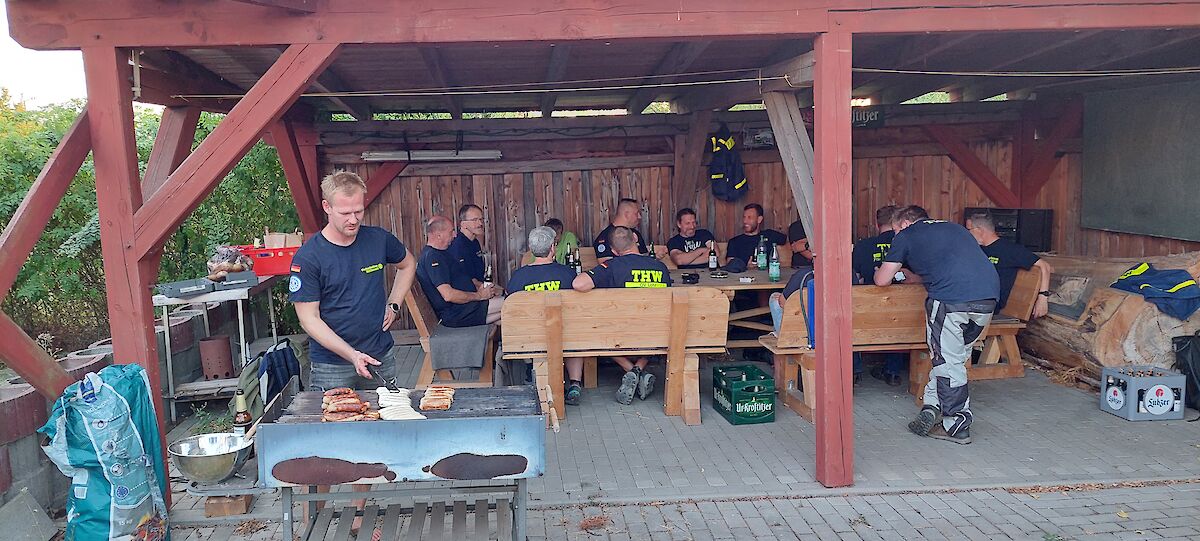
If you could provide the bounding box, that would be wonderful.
[334,140,1200,290]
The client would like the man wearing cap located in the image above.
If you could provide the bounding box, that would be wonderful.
[574,226,671,404]
[508,226,585,404]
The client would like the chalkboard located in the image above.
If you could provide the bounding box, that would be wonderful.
[1082,80,1200,242]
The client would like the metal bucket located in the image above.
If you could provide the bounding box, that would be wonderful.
[199,335,235,380]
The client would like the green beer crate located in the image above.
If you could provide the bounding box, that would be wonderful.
[712,365,775,425]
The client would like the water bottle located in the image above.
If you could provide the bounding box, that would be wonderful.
[755,236,767,269]
[768,245,781,282]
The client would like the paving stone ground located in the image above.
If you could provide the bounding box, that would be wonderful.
[171,345,1200,540]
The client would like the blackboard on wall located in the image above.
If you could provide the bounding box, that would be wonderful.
[1082,80,1200,242]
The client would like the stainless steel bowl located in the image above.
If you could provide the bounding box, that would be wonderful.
[169,432,254,484]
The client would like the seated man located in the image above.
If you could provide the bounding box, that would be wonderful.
[787,218,813,267]
[573,226,671,404]
[726,203,787,268]
[544,218,580,265]
[507,226,586,405]
[594,198,648,261]
[853,204,908,386]
[766,267,863,383]
[416,216,502,327]
[667,208,716,269]
[965,210,1053,318]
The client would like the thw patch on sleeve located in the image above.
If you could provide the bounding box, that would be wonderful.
[289,275,302,292]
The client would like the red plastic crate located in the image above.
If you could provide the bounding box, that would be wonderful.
[235,245,300,277]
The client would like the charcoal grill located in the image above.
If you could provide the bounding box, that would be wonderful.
[255,381,544,540]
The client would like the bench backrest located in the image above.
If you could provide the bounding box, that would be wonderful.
[776,283,928,349]
[1000,267,1040,321]
[501,287,729,355]
[404,286,441,340]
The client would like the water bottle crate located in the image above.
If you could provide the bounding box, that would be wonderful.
[1099,365,1186,421]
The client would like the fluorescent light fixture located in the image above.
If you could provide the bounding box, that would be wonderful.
[361,150,503,162]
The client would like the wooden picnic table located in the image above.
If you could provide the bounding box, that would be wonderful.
[670,267,801,348]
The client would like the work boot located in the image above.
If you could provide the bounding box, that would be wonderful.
[907,405,940,436]
[637,370,656,400]
[928,425,972,445]
[616,371,638,405]
[565,381,582,406]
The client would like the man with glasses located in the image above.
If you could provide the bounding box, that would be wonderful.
[450,204,489,287]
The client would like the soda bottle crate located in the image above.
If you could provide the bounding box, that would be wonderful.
[1100,365,1186,421]
[713,364,775,425]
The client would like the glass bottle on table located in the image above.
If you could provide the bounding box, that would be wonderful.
[768,244,781,282]
[708,242,719,271]
[756,236,768,270]
[233,389,252,437]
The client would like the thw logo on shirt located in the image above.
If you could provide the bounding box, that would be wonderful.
[625,269,667,288]
[523,281,563,291]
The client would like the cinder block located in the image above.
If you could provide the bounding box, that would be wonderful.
[7,434,45,478]
[0,445,11,494]
[0,386,47,446]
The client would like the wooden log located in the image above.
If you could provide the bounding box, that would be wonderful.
[1019,252,1200,377]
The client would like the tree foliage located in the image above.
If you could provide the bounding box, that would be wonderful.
[0,93,299,353]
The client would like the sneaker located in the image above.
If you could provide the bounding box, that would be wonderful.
[565,382,582,406]
[616,371,637,405]
[907,406,939,436]
[928,424,972,444]
[637,371,656,400]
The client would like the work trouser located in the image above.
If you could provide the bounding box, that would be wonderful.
[923,298,996,434]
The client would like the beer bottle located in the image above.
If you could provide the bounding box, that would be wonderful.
[565,243,574,266]
[483,262,494,287]
[233,389,252,437]
[756,236,767,269]
[708,243,718,270]
[768,244,781,282]
[573,246,582,274]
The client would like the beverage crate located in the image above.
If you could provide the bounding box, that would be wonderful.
[713,365,775,425]
[1100,365,1186,421]
[235,245,300,277]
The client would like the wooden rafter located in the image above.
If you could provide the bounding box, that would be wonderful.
[1020,99,1083,205]
[854,33,979,98]
[674,51,815,112]
[539,45,571,118]
[764,92,817,250]
[143,106,201,198]
[133,43,342,259]
[229,0,316,13]
[269,120,324,233]
[923,124,1020,207]
[418,47,464,119]
[310,66,373,120]
[137,50,246,111]
[365,161,409,207]
[626,41,711,115]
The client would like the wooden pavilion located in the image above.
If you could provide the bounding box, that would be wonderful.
[3,0,1200,490]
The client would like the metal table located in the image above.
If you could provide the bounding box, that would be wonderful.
[670,267,800,348]
[255,384,545,540]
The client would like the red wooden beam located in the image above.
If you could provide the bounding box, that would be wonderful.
[269,120,323,233]
[923,124,1020,208]
[0,313,74,399]
[418,47,465,119]
[82,46,169,464]
[365,161,409,207]
[10,1,1200,50]
[812,30,855,489]
[0,108,91,302]
[132,43,341,259]
[230,0,317,14]
[1020,99,1084,206]
[143,106,201,198]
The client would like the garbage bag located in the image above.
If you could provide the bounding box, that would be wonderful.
[39,364,169,541]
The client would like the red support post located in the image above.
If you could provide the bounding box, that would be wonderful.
[812,29,855,488]
[1020,99,1084,206]
[0,313,75,398]
[924,124,1021,208]
[82,45,168,448]
[132,43,342,259]
[0,108,91,302]
[268,119,323,234]
[365,161,408,207]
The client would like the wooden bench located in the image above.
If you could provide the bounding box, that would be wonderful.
[404,287,496,389]
[500,287,729,425]
[907,267,1039,399]
[761,284,931,421]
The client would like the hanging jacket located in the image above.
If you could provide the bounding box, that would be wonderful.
[708,123,748,202]
[1110,262,1200,320]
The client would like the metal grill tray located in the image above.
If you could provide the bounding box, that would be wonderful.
[277,385,541,423]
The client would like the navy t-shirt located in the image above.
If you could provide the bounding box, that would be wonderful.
[506,262,577,294]
[667,229,716,269]
[727,229,787,265]
[593,224,647,259]
[981,238,1040,310]
[788,220,813,267]
[852,230,895,284]
[587,254,672,288]
[448,231,485,282]
[288,226,408,364]
[416,246,486,327]
[885,219,999,304]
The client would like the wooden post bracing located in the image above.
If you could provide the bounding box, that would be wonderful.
[365,161,409,208]
[143,106,201,198]
[763,91,817,252]
[923,124,1021,208]
[82,46,168,439]
[812,30,855,488]
[269,119,324,233]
